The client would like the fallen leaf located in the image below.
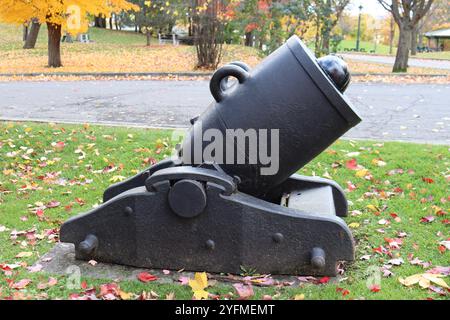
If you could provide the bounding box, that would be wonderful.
[319,276,330,284]
[233,283,254,300]
[12,279,31,289]
[27,264,43,273]
[15,251,33,258]
[369,284,381,292]
[137,272,158,283]
[189,272,209,300]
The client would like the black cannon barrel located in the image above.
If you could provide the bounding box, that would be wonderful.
[182,35,361,197]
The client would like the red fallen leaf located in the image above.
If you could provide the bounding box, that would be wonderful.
[442,219,450,225]
[137,272,158,283]
[233,283,254,300]
[54,141,65,151]
[11,279,31,289]
[75,198,86,206]
[99,283,120,297]
[46,200,60,208]
[438,245,446,254]
[436,210,446,216]
[369,284,381,292]
[429,286,447,296]
[390,213,401,222]
[342,289,350,296]
[393,187,403,193]
[422,177,434,184]
[35,209,44,218]
[345,159,358,170]
[420,216,435,223]
[81,281,88,289]
[319,276,330,284]
[384,237,403,249]
[346,181,356,191]
[427,266,450,276]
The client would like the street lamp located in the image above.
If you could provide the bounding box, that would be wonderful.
[356,5,363,51]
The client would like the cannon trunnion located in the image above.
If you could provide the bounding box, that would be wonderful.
[60,36,361,276]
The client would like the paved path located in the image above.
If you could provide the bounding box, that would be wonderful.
[0,81,448,144]
[341,53,450,71]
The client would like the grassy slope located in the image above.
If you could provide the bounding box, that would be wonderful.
[0,122,448,300]
[0,23,261,73]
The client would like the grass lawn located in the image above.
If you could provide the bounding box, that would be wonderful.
[0,23,261,74]
[0,122,448,300]
[337,39,393,55]
[337,39,450,61]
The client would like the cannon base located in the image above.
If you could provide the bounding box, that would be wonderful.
[60,161,354,276]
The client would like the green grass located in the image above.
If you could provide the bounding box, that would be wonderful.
[0,122,449,300]
[337,39,394,55]
[337,38,450,61]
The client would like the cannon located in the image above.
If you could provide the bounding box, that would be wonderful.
[60,36,362,276]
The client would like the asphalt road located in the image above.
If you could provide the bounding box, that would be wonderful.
[341,53,450,71]
[0,81,449,144]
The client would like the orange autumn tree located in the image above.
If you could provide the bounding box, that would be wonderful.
[0,0,138,67]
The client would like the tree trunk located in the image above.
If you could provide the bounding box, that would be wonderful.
[109,16,113,30]
[23,26,28,41]
[47,22,62,68]
[389,17,395,55]
[314,15,321,57]
[410,26,418,56]
[393,25,412,73]
[23,20,41,49]
[146,31,151,46]
[94,16,106,28]
[244,32,253,47]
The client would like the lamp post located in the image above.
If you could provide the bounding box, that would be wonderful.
[356,5,363,51]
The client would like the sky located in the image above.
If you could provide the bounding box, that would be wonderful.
[347,0,389,18]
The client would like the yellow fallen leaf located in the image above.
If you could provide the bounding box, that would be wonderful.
[16,251,33,258]
[294,294,305,300]
[119,290,132,300]
[110,175,126,182]
[399,273,449,290]
[399,274,422,287]
[348,222,360,229]
[356,169,369,178]
[366,204,379,212]
[189,272,209,300]
[418,277,430,289]
[422,273,449,289]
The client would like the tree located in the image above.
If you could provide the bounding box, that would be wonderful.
[0,0,138,68]
[414,0,450,53]
[378,0,434,72]
[134,0,184,46]
[316,0,349,55]
[192,0,226,69]
[23,19,41,49]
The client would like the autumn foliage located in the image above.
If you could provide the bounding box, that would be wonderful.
[0,0,138,67]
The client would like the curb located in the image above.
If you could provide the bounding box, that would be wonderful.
[0,72,447,78]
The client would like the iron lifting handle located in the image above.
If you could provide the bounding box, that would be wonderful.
[210,64,250,102]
